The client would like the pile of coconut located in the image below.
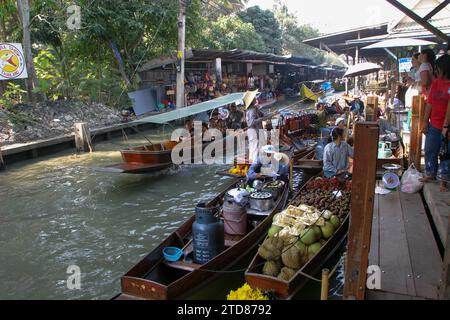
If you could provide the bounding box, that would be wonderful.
[257,205,341,281]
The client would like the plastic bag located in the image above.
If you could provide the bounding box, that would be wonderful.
[401,164,424,194]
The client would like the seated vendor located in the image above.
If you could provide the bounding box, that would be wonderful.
[247,145,290,186]
[323,128,354,179]
[227,103,245,130]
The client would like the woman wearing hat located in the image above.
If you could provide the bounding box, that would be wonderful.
[246,146,290,186]
[245,92,278,163]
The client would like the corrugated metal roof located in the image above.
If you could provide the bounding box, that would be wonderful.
[391,16,450,33]
[138,49,314,72]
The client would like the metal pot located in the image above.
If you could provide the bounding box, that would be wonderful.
[225,188,250,206]
[249,191,275,212]
[262,181,285,200]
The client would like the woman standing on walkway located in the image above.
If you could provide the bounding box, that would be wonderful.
[418,49,436,97]
[421,54,450,192]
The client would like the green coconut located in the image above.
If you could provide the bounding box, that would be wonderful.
[300,227,318,245]
[312,226,322,239]
[320,222,335,240]
[258,238,283,261]
[294,241,308,256]
[277,267,297,281]
[268,225,283,238]
[281,246,303,269]
[330,215,341,229]
[273,213,281,222]
[308,242,323,256]
[262,261,282,277]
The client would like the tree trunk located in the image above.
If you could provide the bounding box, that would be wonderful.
[17,0,43,104]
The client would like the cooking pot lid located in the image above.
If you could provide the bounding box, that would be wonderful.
[250,192,273,200]
[227,188,250,198]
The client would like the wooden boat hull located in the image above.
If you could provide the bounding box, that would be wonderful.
[294,150,323,174]
[121,141,180,165]
[117,179,291,300]
[245,212,349,299]
[97,140,218,174]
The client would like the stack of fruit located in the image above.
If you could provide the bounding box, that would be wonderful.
[228,164,250,176]
[306,177,352,192]
[258,204,342,281]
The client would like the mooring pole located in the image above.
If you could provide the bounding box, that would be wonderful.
[321,268,330,300]
[343,122,380,300]
[0,147,5,171]
[74,122,94,153]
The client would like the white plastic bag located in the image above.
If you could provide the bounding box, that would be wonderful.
[401,164,424,194]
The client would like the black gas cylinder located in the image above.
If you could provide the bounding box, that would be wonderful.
[192,203,224,264]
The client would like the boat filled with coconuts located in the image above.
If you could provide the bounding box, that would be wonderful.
[245,177,351,299]
[113,175,291,300]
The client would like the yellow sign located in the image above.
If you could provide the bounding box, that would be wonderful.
[0,43,28,80]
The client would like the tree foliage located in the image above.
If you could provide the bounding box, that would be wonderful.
[0,0,330,108]
[201,15,265,52]
[237,6,282,54]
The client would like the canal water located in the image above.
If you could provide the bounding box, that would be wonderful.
[0,99,345,300]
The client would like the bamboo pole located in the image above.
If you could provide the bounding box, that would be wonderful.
[321,269,330,300]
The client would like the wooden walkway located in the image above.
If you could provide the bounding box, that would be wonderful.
[423,183,449,246]
[367,184,442,300]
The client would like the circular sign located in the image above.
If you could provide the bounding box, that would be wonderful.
[0,44,26,79]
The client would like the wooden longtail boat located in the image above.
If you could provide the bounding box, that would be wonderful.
[95,139,216,174]
[114,177,291,300]
[300,84,320,102]
[245,188,350,300]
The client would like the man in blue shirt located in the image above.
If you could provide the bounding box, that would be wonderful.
[323,128,354,179]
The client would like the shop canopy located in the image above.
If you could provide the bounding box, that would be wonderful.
[361,37,436,50]
[132,92,246,124]
[343,62,382,78]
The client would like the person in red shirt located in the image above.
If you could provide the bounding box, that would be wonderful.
[421,54,450,192]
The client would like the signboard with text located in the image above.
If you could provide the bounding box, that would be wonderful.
[399,57,412,73]
[0,43,28,80]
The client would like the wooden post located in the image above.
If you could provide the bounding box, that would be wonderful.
[409,95,425,169]
[0,147,5,171]
[365,96,379,122]
[74,123,93,153]
[439,218,450,300]
[343,122,379,300]
[321,269,330,300]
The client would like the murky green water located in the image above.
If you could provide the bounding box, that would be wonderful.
[0,99,344,300]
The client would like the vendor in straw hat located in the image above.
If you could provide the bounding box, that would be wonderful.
[245,91,278,163]
[246,145,290,186]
